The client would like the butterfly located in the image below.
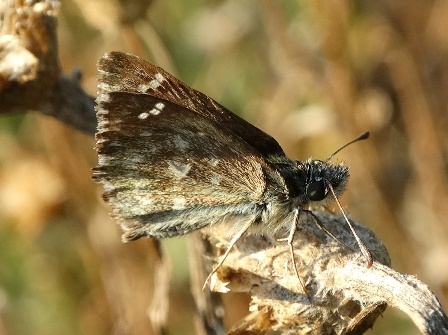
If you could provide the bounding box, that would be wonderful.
[93,51,372,287]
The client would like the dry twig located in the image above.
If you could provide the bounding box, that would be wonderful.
[203,212,448,334]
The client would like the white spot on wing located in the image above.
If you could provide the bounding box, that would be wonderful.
[139,112,149,119]
[168,161,191,179]
[149,79,161,89]
[138,84,150,93]
[149,73,166,90]
[155,73,165,82]
[148,101,165,116]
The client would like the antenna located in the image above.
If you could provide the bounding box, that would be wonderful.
[327,131,370,161]
[324,130,373,267]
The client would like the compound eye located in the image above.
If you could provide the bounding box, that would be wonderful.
[307,180,327,201]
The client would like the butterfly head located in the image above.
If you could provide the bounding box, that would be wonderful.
[302,159,349,205]
[299,131,370,205]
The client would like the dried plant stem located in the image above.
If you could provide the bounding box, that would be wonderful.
[189,232,225,335]
[204,212,448,334]
[0,0,96,135]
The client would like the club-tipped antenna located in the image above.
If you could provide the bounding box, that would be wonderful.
[327,131,370,161]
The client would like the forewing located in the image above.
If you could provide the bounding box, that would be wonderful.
[97,51,286,157]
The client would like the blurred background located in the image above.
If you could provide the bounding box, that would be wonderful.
[1,0,448,334]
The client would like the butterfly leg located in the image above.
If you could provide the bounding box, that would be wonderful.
[281,208,308,294]
[303,209,355,253]
[203,219,254,290]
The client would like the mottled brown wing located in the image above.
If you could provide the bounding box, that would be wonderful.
[94,52,291,240]
[97,51,286,157]
[94,68,289,241]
